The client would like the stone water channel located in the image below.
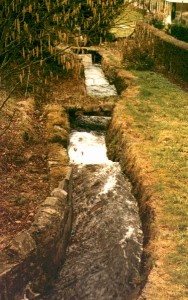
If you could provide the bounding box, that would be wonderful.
[42,54,143,299]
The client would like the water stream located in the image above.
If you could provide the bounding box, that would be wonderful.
[43,116,143,299]
[42,55,143,299]
[80,54,117,97]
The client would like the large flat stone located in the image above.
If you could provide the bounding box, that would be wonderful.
[7,231,36,260]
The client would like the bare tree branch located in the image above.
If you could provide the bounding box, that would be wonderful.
[0,82,20,112]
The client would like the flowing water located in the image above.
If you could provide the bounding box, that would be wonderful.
[43,115,143,300]
[80,54,117,97]
[42,56,143,299]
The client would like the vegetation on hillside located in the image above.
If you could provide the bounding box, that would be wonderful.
[0,0,124,90]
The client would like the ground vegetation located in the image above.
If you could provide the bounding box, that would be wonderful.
[103,43,188,298]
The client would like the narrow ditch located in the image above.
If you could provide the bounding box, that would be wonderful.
[42,52,144,299]
[78,49,117,97]
[43,115,143,300]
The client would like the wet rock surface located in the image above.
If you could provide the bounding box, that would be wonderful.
[75,115,111,130]
[43,162,143,300]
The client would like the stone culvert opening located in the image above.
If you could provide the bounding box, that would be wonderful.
[72,47,102,64]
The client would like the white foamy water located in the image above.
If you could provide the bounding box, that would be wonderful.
[99,174,117,194]
[68,131,112,164]
[98,163,120,194]
[68,130,121,195]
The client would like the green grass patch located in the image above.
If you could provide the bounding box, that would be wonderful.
[121,70,188,293]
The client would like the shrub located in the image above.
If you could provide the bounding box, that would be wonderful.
[150,18,165,29]
[123,41,155,71]
[168,24,188,42]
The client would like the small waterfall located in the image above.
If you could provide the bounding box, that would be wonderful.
[68,115,111,165]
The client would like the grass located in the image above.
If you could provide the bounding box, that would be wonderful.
[110,6,143,38]
[128,71,188,293]
[108,69,188,297]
